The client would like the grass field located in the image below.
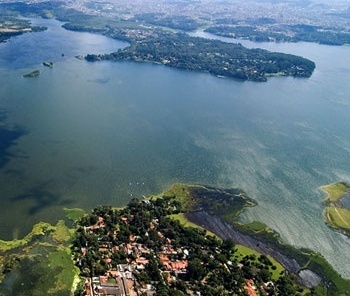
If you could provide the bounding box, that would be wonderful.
[168,213,217,237]
[321,182,350,234]
[242,221,268,233]
[321,182,350,203]
[326,206,350,230]
[162,183,197,211]
[234,245,284,280]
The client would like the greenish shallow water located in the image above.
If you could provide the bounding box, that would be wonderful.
[1,19,350,278]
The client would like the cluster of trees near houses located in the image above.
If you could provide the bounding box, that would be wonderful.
[71,195,305,296]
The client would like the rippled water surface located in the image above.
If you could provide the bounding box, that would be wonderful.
[1,19,350,277]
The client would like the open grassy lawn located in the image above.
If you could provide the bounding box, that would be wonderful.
[234,245,284,280]
[321,182,350,203]
[327,206,350,231]
[162,183,196,211]
[242,221,268,233]
[168,213,217,237]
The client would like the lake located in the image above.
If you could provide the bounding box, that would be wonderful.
[1,19,350,278]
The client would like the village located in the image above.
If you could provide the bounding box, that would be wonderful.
[81,215,191,296]
[71,196,298,296]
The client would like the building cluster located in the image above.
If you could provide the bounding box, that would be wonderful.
[64,0,350,31]
[80,215,194,296]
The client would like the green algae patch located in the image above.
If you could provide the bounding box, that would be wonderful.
[53,220,72,243]
[0,222,54,252]
[46,249,80,295]
[63,207,86,222]
[0,220,80,295]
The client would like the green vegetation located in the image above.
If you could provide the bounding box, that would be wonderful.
[0,184,349,295]
[321,182,350,235]
[243,221,271,233]
[165,183,350,295]
[72,197,305,295]
[168,213,217,237]
[0,222,54,252]
[321,182,350,203]
[23,69,40,78]
[86,32,315,82]
[0,219,79,295]
[43,61,54,68]
[327,207,350,229]
[234,245,284,281]
[64,207,86,222]
[0,14,46,43]
[303,253,350,295]
[205,23,350,46]
[0,0,315,82]
[53,220,72,243]
[133,12,200,31]
[160,183,197,211]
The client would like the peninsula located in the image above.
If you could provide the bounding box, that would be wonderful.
[1,184,350,295]
[0,1,316,82]
[84,32,315,82]
[321,182,350,235]
[0,17,46,43]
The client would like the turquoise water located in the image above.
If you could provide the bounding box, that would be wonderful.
[1,19,350,277]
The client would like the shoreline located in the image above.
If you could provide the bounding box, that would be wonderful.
[0,183,349,294]
[163,183,349,292]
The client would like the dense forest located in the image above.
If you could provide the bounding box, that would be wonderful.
[85,32,315,82]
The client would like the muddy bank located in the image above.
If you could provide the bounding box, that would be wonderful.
[186,211,321,287]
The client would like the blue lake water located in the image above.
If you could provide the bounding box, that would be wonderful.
[341,194,350,210]
[1,19,350,277]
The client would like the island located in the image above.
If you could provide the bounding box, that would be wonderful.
[321,182,350,236]
[0,16,46,43]
[43,61,53,68]
[84,32,315,82]
[1,1,317,82]
[2,184,349,295]
[23,69,40,78]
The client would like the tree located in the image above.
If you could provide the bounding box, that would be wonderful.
[187,258,205,281]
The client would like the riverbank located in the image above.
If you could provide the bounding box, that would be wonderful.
[162,183,350,295]
[321,182,350,236]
